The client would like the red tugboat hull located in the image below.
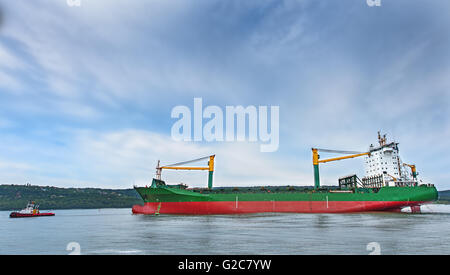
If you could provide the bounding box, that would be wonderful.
[9,212,55,218]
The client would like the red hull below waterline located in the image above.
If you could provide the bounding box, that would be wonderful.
[132,200,426,215]
[9,212,55,218]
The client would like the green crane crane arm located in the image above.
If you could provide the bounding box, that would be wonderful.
[311,148,369,190]
[157,155,216,189]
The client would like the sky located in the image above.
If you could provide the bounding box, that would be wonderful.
[0,0,449,190]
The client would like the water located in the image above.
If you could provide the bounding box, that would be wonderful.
[1,205,450,255]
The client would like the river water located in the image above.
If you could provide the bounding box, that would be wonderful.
[1,204,450,255]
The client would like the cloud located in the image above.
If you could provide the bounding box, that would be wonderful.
[0,0,248,108]
[0,70,22,91]
[72,129,310,188]
[0,3,3,31]
[0,117,13,128]
[0,127,312,189]
[0,160,33,171]
[0,43,26,70]
[0,0,448,190]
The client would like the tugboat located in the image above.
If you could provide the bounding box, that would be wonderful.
[9,201,55,218]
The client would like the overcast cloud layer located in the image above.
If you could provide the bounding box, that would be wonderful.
[0,0,449,190]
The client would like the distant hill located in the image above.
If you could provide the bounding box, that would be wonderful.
[0,184,143,211]
[439,190,450,203]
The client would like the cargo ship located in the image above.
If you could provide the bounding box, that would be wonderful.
[132,133,438,215]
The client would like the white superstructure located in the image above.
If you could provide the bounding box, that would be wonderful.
[18,201,40,214]
[362,132,415,186]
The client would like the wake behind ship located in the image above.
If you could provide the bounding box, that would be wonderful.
[132,133,438,215]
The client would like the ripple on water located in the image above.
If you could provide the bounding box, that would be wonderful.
[1,208,450,254]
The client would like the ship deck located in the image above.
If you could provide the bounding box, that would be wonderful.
[185,185,344,194]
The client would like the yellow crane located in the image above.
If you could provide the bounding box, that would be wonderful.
[156,155,215,189]
[383,171,398,181]
[402,163,417,180]
[312,148,370,189]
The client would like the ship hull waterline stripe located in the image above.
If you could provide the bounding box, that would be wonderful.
[132,200,431,215]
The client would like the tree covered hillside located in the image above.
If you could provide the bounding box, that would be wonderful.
[0,184,143,211]
[438,190,450,203]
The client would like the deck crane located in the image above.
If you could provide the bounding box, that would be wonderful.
[312,148,370,189]
[382,171,398,181]
[402,163,417,180]
[155,155,215,189]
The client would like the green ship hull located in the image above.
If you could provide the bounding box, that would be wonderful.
[132,179,438,215]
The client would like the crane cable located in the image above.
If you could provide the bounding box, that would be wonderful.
[314,148,366,155]
[161,155,212,168]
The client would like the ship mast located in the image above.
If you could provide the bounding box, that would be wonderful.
[378,131,387,146]
[156,160,162,180]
